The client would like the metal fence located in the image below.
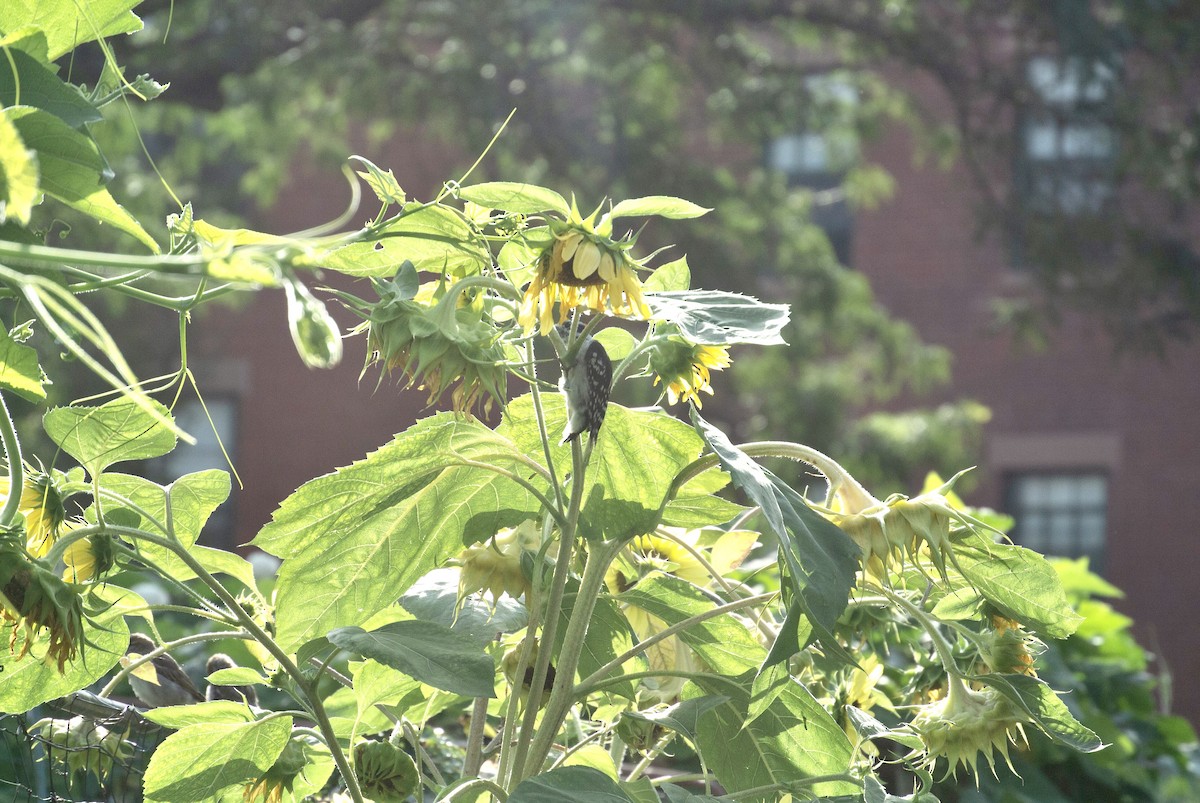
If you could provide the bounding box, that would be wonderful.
[0,692,168,803]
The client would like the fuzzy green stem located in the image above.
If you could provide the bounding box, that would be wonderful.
[519,537,623,780]
[0,240,206,273]
[0,392,24,528]
[463,695,489,778]
[439,778,509,802]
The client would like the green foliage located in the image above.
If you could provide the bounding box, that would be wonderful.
[0,5,1194,803]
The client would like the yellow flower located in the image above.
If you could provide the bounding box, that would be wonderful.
[518,225,651,335]
[62,526,115,583]
[650,340,731,407]
[0,470,67,556]
[0,539,86,670]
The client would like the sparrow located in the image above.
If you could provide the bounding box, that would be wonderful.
[204,653,258,707]
[124,633,204,708]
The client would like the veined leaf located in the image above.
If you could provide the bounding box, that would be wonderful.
[143,716,291,802]
[458,181,569,215]
[0,47,101,127]
[44,397,176,477]
[642,256,691,293]
[6,106,158,251]
[141,701,256,729]
[328,620,496,698]
[350,155,405,205]
[688,674,857,802]
[556,585,640,699]
[254,414,539,651]
[646,290,790,345]
[323,202,490,277]
[0,0,142,61]
[509,766,636,803]
[692,413,859,666]
[955,535,1082,639]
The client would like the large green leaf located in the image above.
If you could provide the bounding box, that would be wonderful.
[0,589,128,713]
[510,766,636,803]
[0,47,101,127]
[458,181,569,215]
[0,323,45,401]
[688,674,857,801]
[352,659,424,722]
[44,397,177,477]
[975,672,1105,753]
[6,106,158,251]
[141,701,256,729]
[143,716,291,802]
[254,414,539,651]
[955,535,1082,639]
[619,573,762,677]
[0,108,39,226]
[646,290,790,345]
[0,0,142,60]
[500,394,707,541]
[692,413,859,666]
[323,202,490,277]
[328,620,495,698]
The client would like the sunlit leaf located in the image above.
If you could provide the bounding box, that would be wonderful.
[642,256,691,292]
[143,716,291,802]
[44,397,176,477]
[0,323,46,401]
[646,290,790,345]
[955,535,1082,639]
[458,181,569,215]
[254,414,539,651]
[324,203,490,277]
[975,673,1104,752]
[0,109,39,226]
[351,155,406,205]
[141,701,256,729]
[608,196,711,221]
[0,0,143,61]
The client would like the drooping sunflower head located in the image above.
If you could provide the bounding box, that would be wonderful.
[351,271,510,417]
[455,521,539,603]
[649,337,731,408]
[0,541,86,670]
[1,469,68,557]
[911,682,1030,781]
[518,209,651,334]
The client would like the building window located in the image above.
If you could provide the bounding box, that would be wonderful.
[1017,56,1117,216]
[1005,472,1108,572]
[152,397,239,547]
[766,74,859,266]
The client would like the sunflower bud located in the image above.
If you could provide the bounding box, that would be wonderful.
[456,521,538,602]
[62,528,115,583]
[911,682,1030,780]
[979,617,1040,677]
[353,739,418,803]
[1,469,68,557]
[33,715,135,783]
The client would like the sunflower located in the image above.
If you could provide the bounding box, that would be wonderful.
[649,339,731,407]
[61,526,115,583]
[0,470,67,557]
[0,539,86,670]
[518,224,651,335]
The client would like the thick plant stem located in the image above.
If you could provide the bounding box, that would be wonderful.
[0,392,24,528]
[518,537,622,780]
[463,695,489,778]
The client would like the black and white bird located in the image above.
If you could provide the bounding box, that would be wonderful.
[557,323,612,444]
[125,633,204,708]
[205,653,259,706]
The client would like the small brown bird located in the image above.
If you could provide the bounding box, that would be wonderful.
[204,653,258,707]
[125,633,204,708]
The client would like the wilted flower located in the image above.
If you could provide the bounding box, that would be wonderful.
[456,521,539,603]
[349,272,510,416]
[502,635,556,708]
[0,469,67,556]
[649,339,731,407]
[911,681,1030,781]
[0,539,85,670]
[243,736,314,803]
[518,203,651,334]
